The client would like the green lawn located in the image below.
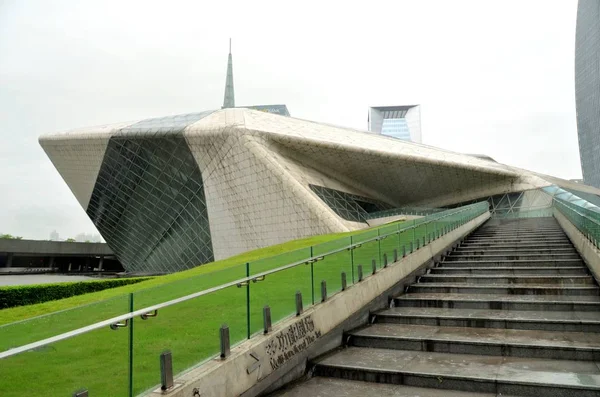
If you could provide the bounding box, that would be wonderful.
[0,218,449,397]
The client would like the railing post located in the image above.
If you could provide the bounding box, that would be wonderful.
[372,259,377,275]
[310,246,315,305]
[263,305,272,334]
[220,324,230,359]
[350,235,355,283]
[393,248,398,262]
[377,228,382,267]
[409,241,413,253]
[412,222,416,251]
[160,350,174,391]
[341,272,347,291]
[295,291,303,315]
[321,280,327,302]
[246,262,250,339]
[128,293,134,397]
[358,265,363,282]
[402,245,406,257]
[383,253,388,268]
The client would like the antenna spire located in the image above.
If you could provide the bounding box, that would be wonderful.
[222,38,235,108]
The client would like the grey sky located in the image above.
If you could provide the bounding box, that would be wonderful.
[0,0,582,240]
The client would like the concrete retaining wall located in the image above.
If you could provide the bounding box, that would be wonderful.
[149,211,491,397]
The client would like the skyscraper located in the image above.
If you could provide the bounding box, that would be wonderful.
[575,0,600,188]
[368,105,422,143]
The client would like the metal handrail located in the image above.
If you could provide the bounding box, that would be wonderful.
[0,201,488,360]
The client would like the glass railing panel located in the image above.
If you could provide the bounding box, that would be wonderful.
[249,248,311,276]
[133,263,246,310]
[378,224,400,267]
[132,284,246,395]
[0,300,130,397]
[351,230,380,277]
[312,237,352,297]
[0,294,129,354]
[249,262,312,336]
[398,226,415,256]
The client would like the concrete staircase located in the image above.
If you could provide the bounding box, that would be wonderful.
[274,217,600,397]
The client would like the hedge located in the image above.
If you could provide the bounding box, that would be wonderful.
[0,278,151,309]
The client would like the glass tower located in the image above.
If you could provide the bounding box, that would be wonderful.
[575,0,600,188]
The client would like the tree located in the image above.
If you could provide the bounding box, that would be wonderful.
[0,234,23,240]
[65,238,76,242]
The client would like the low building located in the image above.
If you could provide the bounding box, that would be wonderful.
[0,239,122,273]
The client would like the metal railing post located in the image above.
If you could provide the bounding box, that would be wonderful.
[246,262,250,339]
[358,265,363,282]
[263,305,272,334]
[310,246,315,305]
[350,235,355,283]
[220,325,230,359]
[341,272,347,291]
[295,291,303,315]
[128,293,134,397]
[160,350,174,391]
[321,280,327,302]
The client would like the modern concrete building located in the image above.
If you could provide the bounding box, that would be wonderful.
[575,0,600,188]
[40,108,600,274]
[368,105,422,143]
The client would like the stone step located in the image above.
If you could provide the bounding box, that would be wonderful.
[472,235,567,239]
[375,307,600,332]
[476,230,565,234]
[453,248,578,255]
[418,274,595,285]
[348,323,600,361]
[408,283,599,296]
[394,293,600,311]
[471,233,567,239]
[442,259,584,267]
[430,266,589,276]
[460,242,575,248]
[465,237,571,244]
[314,347,600,397]
[445,253,581,261]
[271,378,496,397]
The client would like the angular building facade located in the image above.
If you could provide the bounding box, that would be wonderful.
[576,0,600,188]
[368,105,422,143]
[39,108,600,274]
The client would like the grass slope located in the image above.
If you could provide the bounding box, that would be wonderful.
[0,231,354,326]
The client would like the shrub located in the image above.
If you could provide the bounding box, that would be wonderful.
[0,278,151,309]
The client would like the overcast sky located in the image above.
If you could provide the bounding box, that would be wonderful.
[0,0,582,240]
